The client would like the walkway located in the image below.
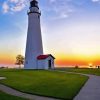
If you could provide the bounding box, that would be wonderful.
[0,77,59,100]
[74,74,100,100]
[0,77,6,80]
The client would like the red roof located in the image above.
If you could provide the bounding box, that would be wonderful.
[37,54,55,60]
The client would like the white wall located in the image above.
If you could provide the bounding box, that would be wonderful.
[45,56,54,69]
[24,8,43,69]
[37,56,55,69]
[37,60,45,69]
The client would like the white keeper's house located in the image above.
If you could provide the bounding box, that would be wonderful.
[37,54,55,69]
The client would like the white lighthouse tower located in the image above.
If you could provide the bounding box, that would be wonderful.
[24,0,43,69]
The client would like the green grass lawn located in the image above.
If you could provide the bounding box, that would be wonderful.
[62,68,100,76]
[0,69,88,100]
[0,91,27,100]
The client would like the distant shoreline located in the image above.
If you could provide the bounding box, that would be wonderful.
[0,64,99,69]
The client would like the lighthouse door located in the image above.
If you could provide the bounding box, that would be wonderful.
[48,60,52,69]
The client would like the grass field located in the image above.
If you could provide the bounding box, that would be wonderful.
[62,68,100,76]
[0,69,88,100]
[0,91,27,100]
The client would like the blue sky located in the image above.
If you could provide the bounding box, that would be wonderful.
[1,0,100,66]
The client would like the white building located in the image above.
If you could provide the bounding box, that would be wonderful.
[37,54,55,69]
[24,0,43,69]
[24,0,55,69]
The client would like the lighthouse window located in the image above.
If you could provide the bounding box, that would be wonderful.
[35,3,38,6]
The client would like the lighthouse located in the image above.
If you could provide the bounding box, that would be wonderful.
[24,0,43,69]
[24,0,55,69]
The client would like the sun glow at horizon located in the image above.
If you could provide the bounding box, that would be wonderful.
[1,53,100,67]
[55,53,100,67]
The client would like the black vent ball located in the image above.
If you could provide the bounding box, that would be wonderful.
[30,0,38,8]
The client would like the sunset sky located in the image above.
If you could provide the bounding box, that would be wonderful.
[0,0,100,67]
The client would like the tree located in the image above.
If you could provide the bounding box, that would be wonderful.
[15,55,24,68]
[75,65,79,69]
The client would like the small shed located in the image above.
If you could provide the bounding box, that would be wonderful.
[37,54,55,69]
